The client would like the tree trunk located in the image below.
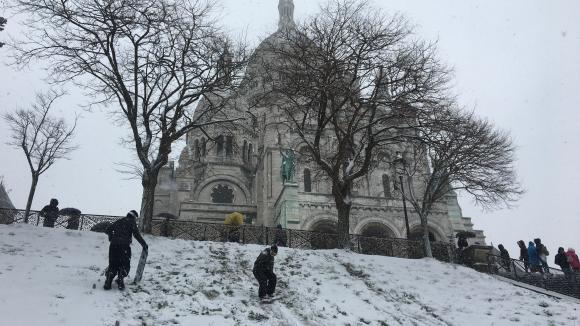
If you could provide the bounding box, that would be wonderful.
[332,181,352,249]
[24,174,39,224]
[140,169,159,233]
[336,201,351,249]
[420,213,433,258]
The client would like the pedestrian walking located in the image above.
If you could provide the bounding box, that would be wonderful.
[517,240,529,272]
[528,241,542,274]
[554,247,572,280]
[534,238,550,274]
[566,248,580,283]
[498,244,511,272]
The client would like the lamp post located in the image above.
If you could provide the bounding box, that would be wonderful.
[399,174,411,239]
[395,153,411,239]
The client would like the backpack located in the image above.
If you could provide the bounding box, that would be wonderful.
[542,246,549,256]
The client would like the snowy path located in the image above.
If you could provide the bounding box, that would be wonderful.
[0,224,578,325]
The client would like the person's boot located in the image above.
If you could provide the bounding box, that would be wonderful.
[104,273,114,290]
[116,277,125,290]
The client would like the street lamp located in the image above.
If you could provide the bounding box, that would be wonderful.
[395,152,411,239]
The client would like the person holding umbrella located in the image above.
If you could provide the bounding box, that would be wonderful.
[455,231,474,264]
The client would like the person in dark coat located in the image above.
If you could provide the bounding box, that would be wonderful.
[554,247,572,280]
[104,210,148,290]
[517,240,529,272]
[274,224,287,247]
[253,244,278,300]
[534,238,550,274]
[457,235,468,250]
[40,198,59,227]
[498,244,511,272]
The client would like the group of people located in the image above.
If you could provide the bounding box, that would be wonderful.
[506,238,580,281]
[103,209,279,301]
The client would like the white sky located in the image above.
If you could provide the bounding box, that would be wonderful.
[1,0,580,261]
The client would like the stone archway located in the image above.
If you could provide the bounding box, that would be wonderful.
[309,219,338,249]
[360,222,395,238]
[408,224,443,242]
[359,222,395,255]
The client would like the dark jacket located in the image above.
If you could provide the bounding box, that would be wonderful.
[518,245,529,261]
[40,204,59,226]
[106,217,147,247]
[555,252,570,270]
[499,248,510,260]
[275,228,287,247]
[457,237,468,249]
[253,248,275,274]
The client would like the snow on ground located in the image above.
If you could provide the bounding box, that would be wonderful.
[0,224,578,326]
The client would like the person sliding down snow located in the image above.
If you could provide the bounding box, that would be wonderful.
[104,210,148,290]
[253,244,278,301]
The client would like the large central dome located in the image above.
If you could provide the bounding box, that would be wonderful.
[244,0,300,83]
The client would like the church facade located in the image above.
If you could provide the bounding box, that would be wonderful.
[153,0,485,245]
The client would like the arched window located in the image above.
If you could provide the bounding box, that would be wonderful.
[201,138,206,156]
[242,140,247,161]
[382,174,391,198]
[194,139,200,158]
[216,135,224,156]
[226,135,233,157]
[304,168,311,192]
[211,184,234,204]
[247,143,253,163]
[409,229,436,242]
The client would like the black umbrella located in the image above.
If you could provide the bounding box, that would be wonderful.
[59,207,81,215]
[156,212,178,219]
[455,231,476,238]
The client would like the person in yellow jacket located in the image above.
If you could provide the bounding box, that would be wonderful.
[224,212,244,242]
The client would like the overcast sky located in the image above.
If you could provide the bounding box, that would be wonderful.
[1,0,579,261]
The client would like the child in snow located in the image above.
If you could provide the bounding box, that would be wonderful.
[104,210,148,290]
[253,244,278,300]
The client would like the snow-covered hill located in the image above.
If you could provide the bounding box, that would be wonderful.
[0,224,578,326]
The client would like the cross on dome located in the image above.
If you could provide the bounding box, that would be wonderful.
[278,0,295,31]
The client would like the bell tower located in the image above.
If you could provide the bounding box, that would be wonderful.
[278,0,295,31]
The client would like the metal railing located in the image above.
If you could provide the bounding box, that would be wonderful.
[0,208,453,261]
[0,208,122,232]
[486,253,579,299]
[151,218,454,262]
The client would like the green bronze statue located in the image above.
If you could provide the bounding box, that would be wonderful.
[280,149,295,183]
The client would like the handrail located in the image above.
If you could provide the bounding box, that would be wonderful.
[486,253,579,299]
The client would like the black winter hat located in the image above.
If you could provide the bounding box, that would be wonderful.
[270,244,278,254]
[127,210,139,219]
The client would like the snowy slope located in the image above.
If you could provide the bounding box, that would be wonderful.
[0,224,578,326]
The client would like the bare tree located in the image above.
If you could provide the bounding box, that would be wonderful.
[0,16,6,48]
[397,107,523,257]
[253,0,450,248]
[3,91,78,223]
[12,0,247,232]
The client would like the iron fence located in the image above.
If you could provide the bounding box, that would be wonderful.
[487,253,579,299]
[151,218,454,261]
[0,208,122,232]
[1,208,453,261]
